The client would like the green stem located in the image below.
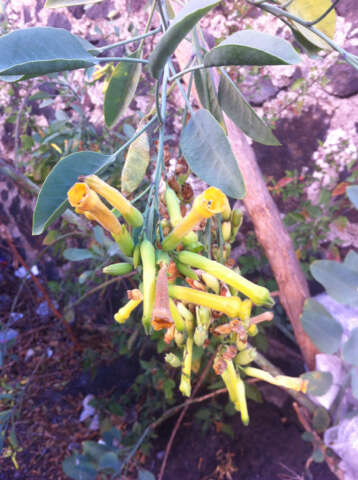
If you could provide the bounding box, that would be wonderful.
[169,64,206,82]
[98,26,162,53]
[96,57,148,64]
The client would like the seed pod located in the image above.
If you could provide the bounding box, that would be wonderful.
[102,262,133,276]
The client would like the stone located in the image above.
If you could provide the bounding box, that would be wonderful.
[240,76,279,106]
[325,46,358,98]
[68,6,85,19]
[47,12,71,31]
[253,105,331,179]
[336,0,356,21]
[86,0,113,20]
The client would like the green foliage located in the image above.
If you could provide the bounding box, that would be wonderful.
[149,0,220,78]
[180,109,245,198]
[204,30,301,67]
[0,27,97,80]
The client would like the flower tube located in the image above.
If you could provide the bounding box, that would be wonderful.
[84,174,143,228]
[114,289,143,324]
[68,182,122,234]
[177,251,274,308]
[140,239,156,333]
[165,186,198,246]
[168,285,242,318]
[162,187,228,251]
[68,183,134,256]
[244,367,308,393]
[152,264,174,331]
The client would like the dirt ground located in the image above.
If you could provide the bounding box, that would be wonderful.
[0,236,336,480]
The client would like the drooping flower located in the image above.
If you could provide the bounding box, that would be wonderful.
[162,187,228,251]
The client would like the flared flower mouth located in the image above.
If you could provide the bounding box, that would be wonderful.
[68,182,89,208]
[193,187,228,218]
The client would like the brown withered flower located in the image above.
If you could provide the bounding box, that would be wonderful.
[152,264,174,331]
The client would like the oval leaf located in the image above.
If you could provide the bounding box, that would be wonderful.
[194,69,226,132]
[310,260,358,307]
[0,27,96,78]
[33,151,115,235]
[342,327,358,367]
[301,298,342,354]
[45,0,101,7]
[63,248,95,261]
[180,109,245,199]
[149,0,220,78]
[347,185,358,209]
[121,129,150,194]
[301,371,333,396]
[104,51,142,128]
[288,0,337,50]
[204,30,301,68]
[218,73,280,146]
[344,250,358,273]
[313,406,331,433]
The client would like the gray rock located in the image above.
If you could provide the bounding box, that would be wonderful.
[47,12,71,31]
[86,0,113,20]
[336,0,356,21]
[326,46,358,98]
[240,76,279,106]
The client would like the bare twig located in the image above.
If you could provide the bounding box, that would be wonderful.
[2,225,81,350]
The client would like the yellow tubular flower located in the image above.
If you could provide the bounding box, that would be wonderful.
[169,299,186,332]
[114,290,143,324]
[177,251,274,308]
[162,187,228,251]
[68,183,122,235]
[140,239,156,333]
[165,186,198,245]
[244,367,308,393]
[84,174,143,228]
[168,285,242,318]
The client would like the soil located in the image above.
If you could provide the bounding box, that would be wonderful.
[0,237,336,480]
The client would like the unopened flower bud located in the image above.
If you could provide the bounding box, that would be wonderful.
[165,353,182,368]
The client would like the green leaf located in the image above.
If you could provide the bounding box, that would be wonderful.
[347,185,358,209]
[82,441,112,462]
[104,51,142,128]
[312,448,325,463]
[0,28,96,79]
[180,109,245,199]
[310,260,358,307]
[218,73,280,146]
[63,248,95,261]
[98,452,122,472]
[344,250,358,273]
[33,151,115,235]
[62,454,97,480]
[138,469,156,480]
[342,327,358,366]
[301,298,342,354]
[301,371,333,396]
[194,69,226,132]
[45,0,101,7]
[121,128,150,194]
[313,406,330,433]
[204,30,301,68]
[148,0,220,78]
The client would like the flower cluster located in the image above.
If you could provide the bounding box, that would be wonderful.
[68,177,307,425]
